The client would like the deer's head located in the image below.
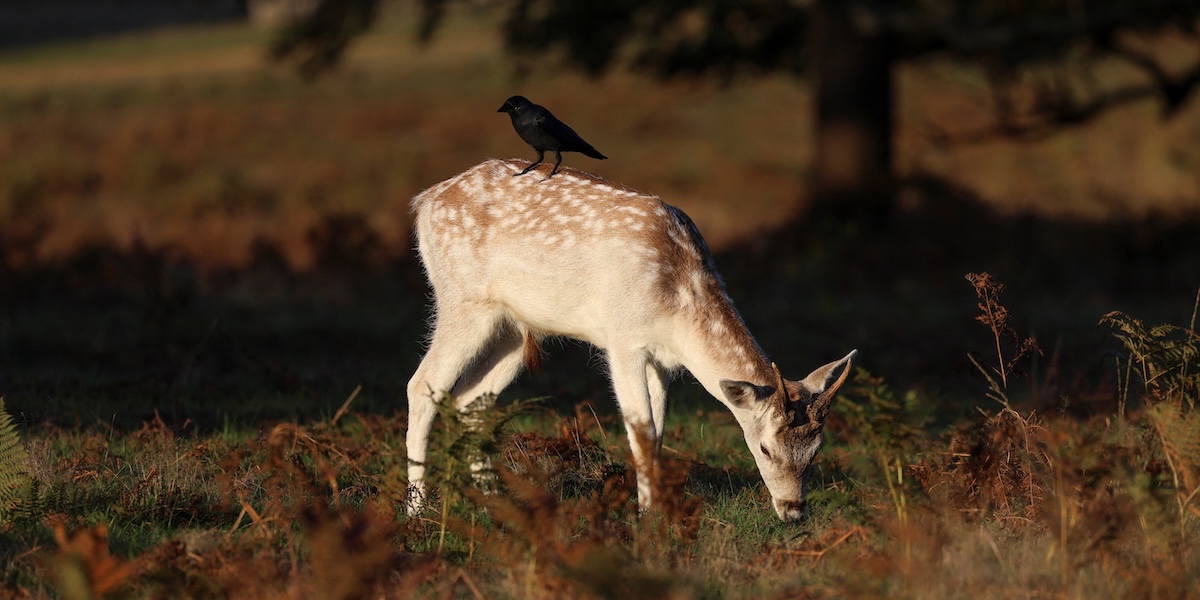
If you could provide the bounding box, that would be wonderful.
[720,350,856,521]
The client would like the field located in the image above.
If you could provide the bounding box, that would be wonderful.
[3,7,1200,599]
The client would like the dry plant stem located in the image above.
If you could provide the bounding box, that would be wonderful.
[985,293,1009,389]
[967,273,1043,412]
[438,494,449,557]
[968,273,1011,387]
[1191,286,1200,333]
[1055,458,1069,591]
[468,511,477,562]
[881,454,912,566]
[881,454,908,526]
[331,383,362,426]
[527,550,537,600]
[783,527,868,560]
[232,497,273,540]
[968,353,1011,409]
[1183,286,1200,410]
[1118,354,1133,422]
[582,402,608,444]
[454,569,486,600]
[1181,482,1200,524]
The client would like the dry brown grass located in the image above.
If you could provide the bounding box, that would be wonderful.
[4,357,1198,599]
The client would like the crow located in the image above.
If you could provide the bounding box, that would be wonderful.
[497,96,607,178]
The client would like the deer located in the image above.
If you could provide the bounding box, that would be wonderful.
[405,159,857,521]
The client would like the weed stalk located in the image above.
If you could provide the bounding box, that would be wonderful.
[966,273,1041,409]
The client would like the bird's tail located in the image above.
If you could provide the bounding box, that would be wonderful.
[581,146,607,160]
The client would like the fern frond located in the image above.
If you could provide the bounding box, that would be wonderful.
[1102,309,1200,408]
[0,397,34,522]
[1150,405,1200,486]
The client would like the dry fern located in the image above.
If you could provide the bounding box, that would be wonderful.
[1148,403,1200,522]
[1102,295,1200,414]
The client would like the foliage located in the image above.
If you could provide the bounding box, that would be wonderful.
[497,0,809,79]
[0,398,32,523]
[836,370,928,462]
[275,1,1200,141]
[270,0,377,79]
[422,393,534,503]
[833,369,928,523]
[1101,294,1200,414]
[1147,403,1200,527]
[417,393,536,555]
[1103,292,1200,529]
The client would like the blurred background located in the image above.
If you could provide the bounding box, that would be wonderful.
[2,0,1199,428]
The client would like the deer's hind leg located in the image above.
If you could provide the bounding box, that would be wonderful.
[405,303,505,515]
[449,325,537,490]
[646,362,671,453]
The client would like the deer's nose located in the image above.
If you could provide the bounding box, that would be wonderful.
[773,498,806,522]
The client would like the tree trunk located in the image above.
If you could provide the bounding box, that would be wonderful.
[810,0,895,226]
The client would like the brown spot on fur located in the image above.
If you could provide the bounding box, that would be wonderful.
[627,420,658,470]
[414,158,772,386]
[522,330,543,373]
[499,159,644,194]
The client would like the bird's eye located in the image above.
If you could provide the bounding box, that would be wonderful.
[759,444,772,459]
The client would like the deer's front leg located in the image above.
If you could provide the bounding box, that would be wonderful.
[609,350,658,512]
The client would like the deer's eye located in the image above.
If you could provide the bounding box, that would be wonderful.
[759,444,772,459]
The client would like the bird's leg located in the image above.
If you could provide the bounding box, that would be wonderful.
[546,151,564,178]
[516,151,544,176]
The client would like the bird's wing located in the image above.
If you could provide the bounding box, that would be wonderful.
[532,107,590,147]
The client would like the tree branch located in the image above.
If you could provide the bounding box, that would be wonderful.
[1107,41,1200,116]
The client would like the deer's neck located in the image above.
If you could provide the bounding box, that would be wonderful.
[671,289,774,407]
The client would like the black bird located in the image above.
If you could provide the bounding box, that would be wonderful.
[497,96,607,177]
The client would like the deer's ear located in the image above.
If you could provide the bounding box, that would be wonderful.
[719,379,774,408]
[801,350,858,423]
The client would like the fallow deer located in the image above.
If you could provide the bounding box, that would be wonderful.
[405,159,856,521]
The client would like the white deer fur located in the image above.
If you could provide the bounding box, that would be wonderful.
[405,159,856,521]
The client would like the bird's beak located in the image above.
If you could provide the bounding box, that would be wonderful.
[496,103,508,113]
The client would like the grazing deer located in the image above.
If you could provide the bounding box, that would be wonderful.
[405,159,856,521]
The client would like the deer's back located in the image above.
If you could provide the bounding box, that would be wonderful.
[412,160,723,343]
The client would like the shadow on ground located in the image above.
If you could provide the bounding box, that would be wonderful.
[2,175,1198,431]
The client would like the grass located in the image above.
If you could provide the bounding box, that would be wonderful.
[4,272,1200,599]
[2,5,1200,599]
[4,280,1199,598]
[8,360,1198,598]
